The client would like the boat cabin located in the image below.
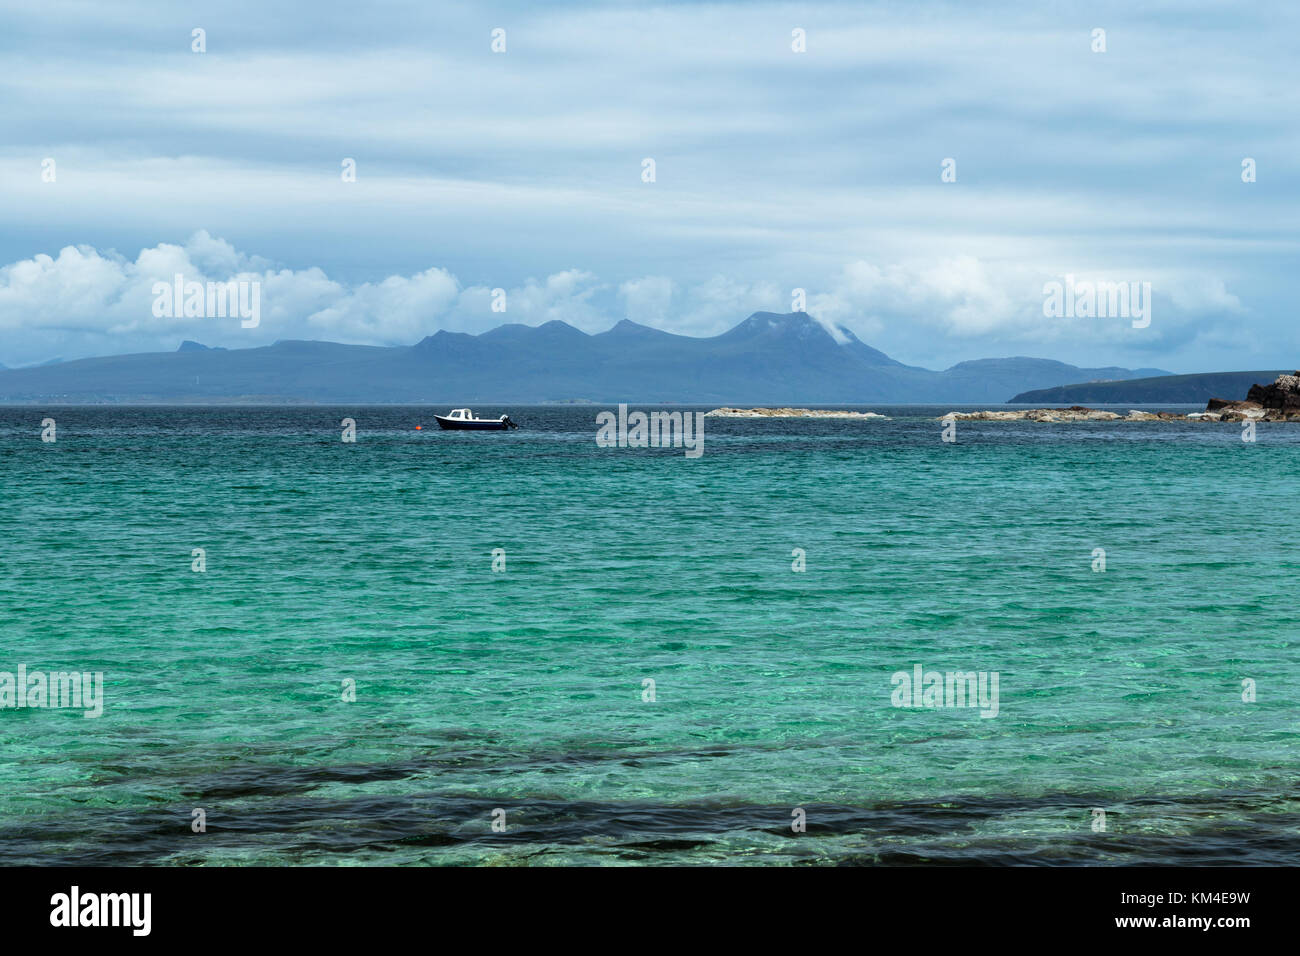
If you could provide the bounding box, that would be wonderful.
[447,408,474,420]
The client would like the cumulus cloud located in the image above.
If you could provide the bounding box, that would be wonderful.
[0,232,807,365]
[807,257,1247,360]
[0,232,1250,370]
[618,276,674,326]
[0,0,1290,372]
[668,276,785,336]
[0,234,613,364]
[298,268,459,342]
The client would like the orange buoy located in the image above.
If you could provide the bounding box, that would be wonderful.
[415,425,422,430]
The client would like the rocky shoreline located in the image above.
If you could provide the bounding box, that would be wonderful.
[705,407,890,419]
[940,407,1187,422]
[939,371,1300,423]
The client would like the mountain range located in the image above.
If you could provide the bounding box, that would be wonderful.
[0,312,1171,404]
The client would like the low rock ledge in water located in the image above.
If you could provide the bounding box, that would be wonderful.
[705,407,890,419]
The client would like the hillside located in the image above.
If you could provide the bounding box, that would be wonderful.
[1009,371,1289,405]
[0,312,1169,404]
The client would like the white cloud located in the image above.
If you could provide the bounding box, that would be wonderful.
[447,269,608,334]
[301,268,459,342]
[618,276,674,325]
[1167,276,1244,316]
[0,235,611,361]
[0,233,454,362]
[0,0,1293,373]
[0,232,1252,371]
[669,275,784,336]
[808,257,1246,359]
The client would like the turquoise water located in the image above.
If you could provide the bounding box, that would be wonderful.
[2,405,1298,865]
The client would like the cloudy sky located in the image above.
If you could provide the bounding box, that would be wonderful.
[0,0,1295,371]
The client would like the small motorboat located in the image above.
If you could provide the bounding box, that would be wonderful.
[434,408,519,430]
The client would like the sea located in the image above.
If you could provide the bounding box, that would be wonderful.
[2,404,1297,865]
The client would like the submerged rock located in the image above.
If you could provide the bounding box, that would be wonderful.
[940,407,1125,422]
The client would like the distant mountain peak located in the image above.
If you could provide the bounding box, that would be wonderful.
[607,318,652,332]
[533,319,588,338]
[0,310,1169,403]
[599,318,677,340]
[740,310,817,327]
[724,311,850,343]
[478,319,589,342]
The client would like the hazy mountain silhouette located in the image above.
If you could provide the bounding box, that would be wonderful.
[0,312,1170,403]
[1010,370,1289,405]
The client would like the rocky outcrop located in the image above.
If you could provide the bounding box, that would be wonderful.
[1204,371,1300,421]
[705,407,890,419]
[1197,400,1265,422]
[942,381,1300,422]
[1246,372,1300,411]
[939,407,1186,422]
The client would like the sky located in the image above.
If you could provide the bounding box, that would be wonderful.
[0,0,1296,372]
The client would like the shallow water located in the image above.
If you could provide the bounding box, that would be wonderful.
[1,405,1297,865]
